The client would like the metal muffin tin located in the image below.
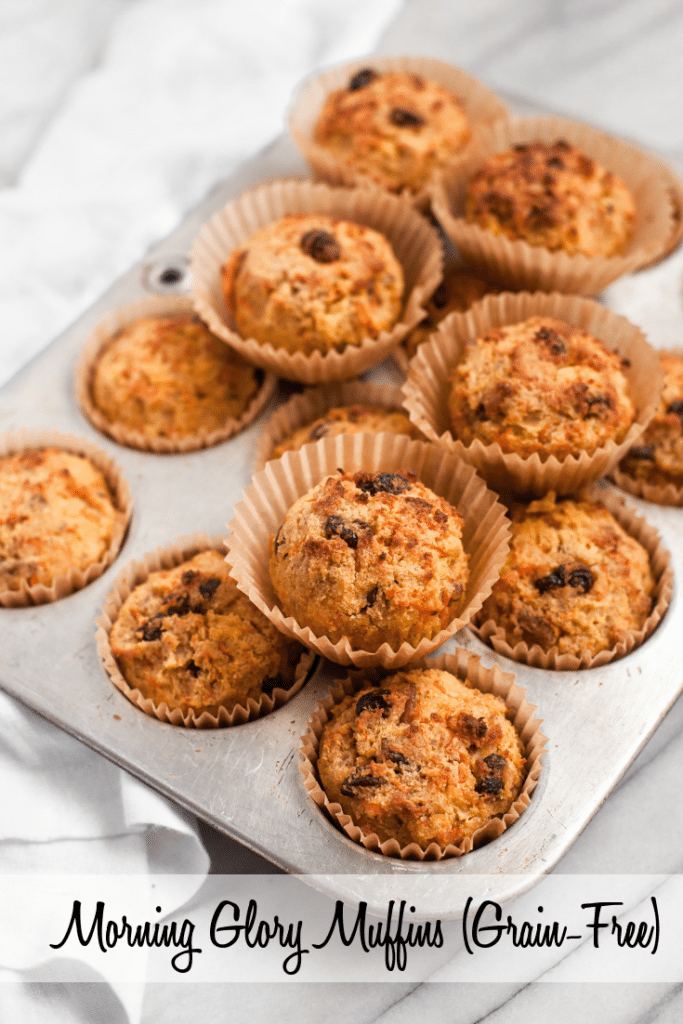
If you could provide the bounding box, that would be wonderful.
[2,108,683,919]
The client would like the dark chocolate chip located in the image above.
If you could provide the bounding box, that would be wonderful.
[198,576,221,600]
[325,514,359,549]
[140,616,163,642]
[309,421,330,441]
[534,565,566,594]
[535,564,593,594]
[363,585,379,610]
[475,753,507,795]
[382,739,408,765]
[340,771,382,797]
[182,570,199,586]
[164,592,190,617]
[355,472,412,497]
[566,566,594,594]
[390,107,424,128]
[300,229,340,264]
[348,67,377,91]
[355,689,391,717]
[535,325,566,357]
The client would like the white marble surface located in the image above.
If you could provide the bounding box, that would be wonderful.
[3,1,683,1021]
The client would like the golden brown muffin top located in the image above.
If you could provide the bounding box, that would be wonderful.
[221,214,404,356]
[317,667,525,848]
[110,550,304,716]
[0,447,122,592]
[271,403,420,459]
[269,469,469,651]
[475,492,655,657]
[465,139,635,257]
[314,69,470,193]
[92,313,261,440]
[619,350,683,488]
[404,266,499,359]
[448,315,635,458]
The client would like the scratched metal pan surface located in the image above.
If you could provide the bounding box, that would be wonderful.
[2,106,683,919]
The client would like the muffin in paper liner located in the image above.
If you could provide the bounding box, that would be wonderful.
[75,294,276,453]
[289,54,509,210]
[430,115,675,295]
[0,429,132,608]
[610,348,683,506]
[190,179,442,384]
[472,485,673,671]
[225,433,511,669]
[402,290,663,497]
[253,378,420,473]
[95,533,316,728]
[299,649,546,860]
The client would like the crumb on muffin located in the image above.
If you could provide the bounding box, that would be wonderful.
[447,314,635,459]
[221,214,404,356]
[317,667,525,848]
[475,492,654,658]
[110,549,305,716]
[313,68,471,193]
[272,403,420,459]
[268,468,469,651]
[618,350,683,489]
[465,139,635,258]
[0,447,123,592]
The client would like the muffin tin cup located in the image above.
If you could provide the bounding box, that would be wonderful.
[472,485,673,671]
[300,649,546,860]
[253,378,420,473]
[0,429,132,608]
[288,54,509,210]
[95,533,316,728]
[189,179,443,384]
[430,115,675,294]
[75,294,277,453]
[226,432,511,669]
[402,290,663,497]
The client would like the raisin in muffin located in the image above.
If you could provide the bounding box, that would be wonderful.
[268,469,469,651]
[404,266,499,359]
[91,313,261,440]
[271,403,420,459]
[465,140,635,257]
[110,550,305,716]
[618,351,683,490]
[0,447,123,593]
[313,68,471,194]
[221,214,404,356]
[475,492,655,658]
[317,667,525,848]
[447,315,635,459]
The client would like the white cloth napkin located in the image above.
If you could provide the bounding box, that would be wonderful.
[0,0,401,1020]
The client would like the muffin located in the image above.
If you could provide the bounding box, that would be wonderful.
[617,351,683,491]
[268,468,469,651]
[312,69,471,194]
[475,492,655,659]
[316,667,526,849]
[465,139,636,258]
[109,549,305,718]
[271,403,420,459]
[220,214,404,356]
[447,314,635,460]
[403,266,499,360]
[90,312,262,441]
[0,446,125,594]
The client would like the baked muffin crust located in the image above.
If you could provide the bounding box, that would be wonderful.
[466,139,635,257]
[221,214,404,356]
[269,469,469,650]
[314,69,471,193]
[317,667,525,848]
[475,492,655,657]
[0,447,122,592]
[618,351,683,488]
[110,550,304,715]
[92,313,261,439]
[447,315,635,459]
[272,403,420,459]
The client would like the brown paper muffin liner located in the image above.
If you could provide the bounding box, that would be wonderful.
[472,485,673,671]
[402,290,663,497]
[300,649,546,859]
[226,433,510,668]
[431,115,675,294]
[253,379,418,473]
[190,179,442,384]
[0,429,132,608]
[289,54,509,210]
[635,159,683,269]
[75,294,277,453]
[95,533,316,728]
